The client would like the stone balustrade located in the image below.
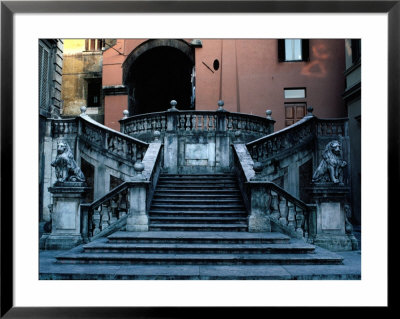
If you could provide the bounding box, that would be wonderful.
[120,103,275,143]
[232,143,315,240]
[51,118,78,137]
[79,113,149,164]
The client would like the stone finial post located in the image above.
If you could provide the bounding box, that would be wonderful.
[266,110,273,120]
[80,106,87,115]
[122,109,129,119]
[126,162,149,232]
[305,106,314,117]
[217,100,225,112]
[252,162,264,180]
[164,100,179,173]
[168,100,178,112]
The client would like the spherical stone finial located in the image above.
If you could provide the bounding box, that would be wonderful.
[122,109,129,119]
[133,161,145,180]
[266,110,272,120]
[253,161,264,174]
[80,106,87,115]
[306,106,314,117]
[170,100,177,108]
[217,100,225,111]
[153,130,161,141]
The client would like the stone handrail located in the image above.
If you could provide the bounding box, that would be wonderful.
[246,115,315,163]
[120,107,275,142]
[80,181,138,242]
[79,113,149,164]
[246,180,314,240]
[232,143,315,240]
[51,118,78,137]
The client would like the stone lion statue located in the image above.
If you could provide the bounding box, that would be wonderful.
[312,140,347,184]
[51,140,85,183]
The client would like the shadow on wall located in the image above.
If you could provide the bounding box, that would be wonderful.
[301,43,329,78]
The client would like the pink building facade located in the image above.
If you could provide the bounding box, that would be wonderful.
[102,39,346,131]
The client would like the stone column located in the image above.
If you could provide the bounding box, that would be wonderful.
[215,100,230,170]
[126,161,150,232]
[163,100,179,174]
[44,182,89,249]
[248,162,271,232]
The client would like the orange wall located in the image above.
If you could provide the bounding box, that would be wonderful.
[103,39,346,131]
[104,95,128,130]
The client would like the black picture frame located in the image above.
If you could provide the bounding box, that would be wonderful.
[1,0,396,317]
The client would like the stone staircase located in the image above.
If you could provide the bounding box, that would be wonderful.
[148,173,248,232]
[55,173,343,268]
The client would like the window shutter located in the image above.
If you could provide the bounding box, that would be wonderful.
[39,44,50,110]
[278,39,285,62]
[302,39,310,61]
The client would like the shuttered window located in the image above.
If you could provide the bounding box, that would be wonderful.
[39,43,51,111]
[278,39,309,62]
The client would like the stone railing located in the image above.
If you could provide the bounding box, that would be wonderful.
[119,100,275,143]
[232,143,315,241]
[246,115,315,163]
[51,118,78,137]
[246,109,349,164]
[250,181,315,240]
[79,110,149,164]
[80,181,131,242]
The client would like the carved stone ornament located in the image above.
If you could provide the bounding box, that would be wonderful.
[51,140,86,183]
[312,140,347,184]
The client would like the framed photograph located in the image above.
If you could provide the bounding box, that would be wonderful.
[1,0,396,316]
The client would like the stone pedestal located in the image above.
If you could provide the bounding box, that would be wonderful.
[248,180,271,233]
[44,182,89,250]
[126,163,150,232]
[307,184,358,251]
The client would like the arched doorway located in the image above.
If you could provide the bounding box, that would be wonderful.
[123,40,195,115]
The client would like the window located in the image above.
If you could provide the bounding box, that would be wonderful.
[284,88,306,99]
[284,103,307,126]
[85,39,104,51]
[87,79,102,107]
[39,42,51,111]
[278,39,309,62]
[351,39,361,64]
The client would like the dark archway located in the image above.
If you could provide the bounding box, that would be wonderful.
[123,40,194,115]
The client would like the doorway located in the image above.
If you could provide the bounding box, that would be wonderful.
[123,40,195,115]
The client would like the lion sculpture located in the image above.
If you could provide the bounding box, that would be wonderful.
[51,140,86,183]
[312,140,347,184]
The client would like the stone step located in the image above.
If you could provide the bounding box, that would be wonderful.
[155,189,241,195]
[82,241,316,254]
[156,186,239,191]
[107,231,291,244]
[57,251,343,266]
[150,204,245,210]
[157,181,238,186]
[149,216,247,224]
[153,194,242,199]
[149,223,248,232]
[151,199,244,205]
[161,173,236,178]
[149,210,247,217]
[159,177,237,182]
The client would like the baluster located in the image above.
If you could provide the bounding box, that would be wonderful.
[227,116,233,131]
[295,206,305,237]
[270,191,280,220]
[110,198,118,224]
[131,144,137,161]
[287,202,296,231]
[101,203,110,230]
[185,114,191,130]
[179,115,185,130]
[92,207,101,236]
[161,116,166,130]
[192,114,197,130]
[278,196,288,226]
